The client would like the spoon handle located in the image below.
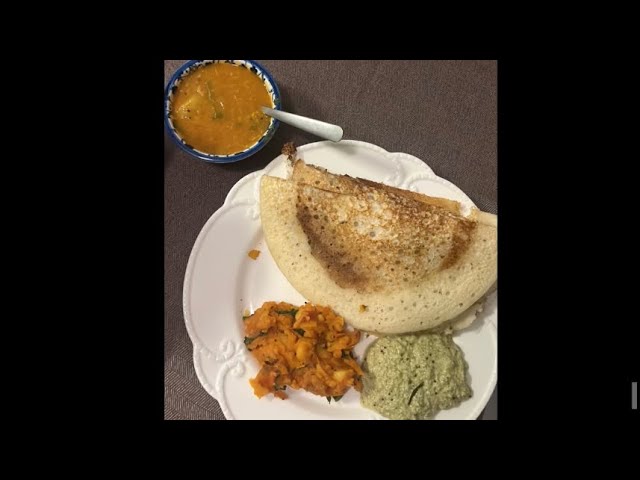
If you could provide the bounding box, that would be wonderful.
[261,106,343,142]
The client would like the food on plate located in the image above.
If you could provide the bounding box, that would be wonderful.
[290,154,467,218]
[169,62,273,155]
[259,147,497,334]
[243,301,363,400]
[360,333,472,419]
[430,278,496,333]
[248,249,261,260]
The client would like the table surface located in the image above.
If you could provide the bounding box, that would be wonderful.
[164,60,497,420]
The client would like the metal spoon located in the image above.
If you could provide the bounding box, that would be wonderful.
[261,106,343,142]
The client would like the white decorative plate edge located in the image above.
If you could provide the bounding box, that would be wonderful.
[183,140,497,420]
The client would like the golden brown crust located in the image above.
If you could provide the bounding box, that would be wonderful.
[293,160,463,215]
[260,175,497,334]
[282,142,297,163]
[357,178,462,215]
[294,179,476,294]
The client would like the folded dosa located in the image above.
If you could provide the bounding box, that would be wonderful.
[259,167,497,334]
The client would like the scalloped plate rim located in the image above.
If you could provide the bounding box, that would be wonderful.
[182,139,497,420]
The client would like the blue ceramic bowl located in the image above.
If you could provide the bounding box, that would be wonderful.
[164,60,281,163]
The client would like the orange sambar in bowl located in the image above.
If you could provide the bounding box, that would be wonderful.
[169,63,274,155]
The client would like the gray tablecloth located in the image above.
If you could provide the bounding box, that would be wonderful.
[164,60,497,420]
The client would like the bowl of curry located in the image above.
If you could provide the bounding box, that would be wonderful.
[165,60,281,163]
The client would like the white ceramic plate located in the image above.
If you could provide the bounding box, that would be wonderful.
[183,140,497,420]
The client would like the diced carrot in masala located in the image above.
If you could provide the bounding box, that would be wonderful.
[243,301,363,400]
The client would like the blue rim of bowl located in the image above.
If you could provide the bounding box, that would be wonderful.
[164,60,281,164]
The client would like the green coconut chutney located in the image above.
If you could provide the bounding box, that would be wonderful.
[361,334,472,419]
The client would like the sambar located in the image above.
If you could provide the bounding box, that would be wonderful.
[169,62,274,155]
